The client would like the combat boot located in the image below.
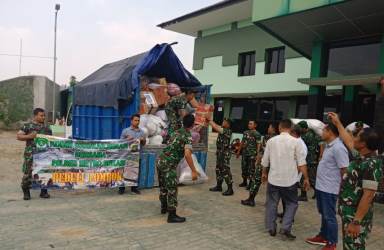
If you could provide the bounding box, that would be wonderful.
[209,180,223,192]
[39,189,50,199]
[239,178,247,187]
[161,202,168,214]
[241,192,256,207]
[118,186,125,195]
[222,184,234,196]
[22,188,31,200]
[167,210,186,223]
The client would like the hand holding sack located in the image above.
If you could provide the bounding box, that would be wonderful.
[178,154,208,185]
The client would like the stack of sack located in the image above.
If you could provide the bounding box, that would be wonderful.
[139,114,167,145]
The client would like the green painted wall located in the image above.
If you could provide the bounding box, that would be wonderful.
[194,23,301,70]
[194,56,311,96]
[252,0,346,22]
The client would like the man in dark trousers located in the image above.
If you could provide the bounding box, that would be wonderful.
[17,108,52,200]
[208,118,234,196]
[156,114,199,223]
[262,119,310,240]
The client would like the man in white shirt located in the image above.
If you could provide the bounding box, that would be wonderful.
[262,119,310,240]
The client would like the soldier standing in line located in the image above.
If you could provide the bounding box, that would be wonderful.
[329,112,382,250]
[156,114,199,223]
[17,108,53,200]
[208,118,234,196]
[236,120,261,189]
[241,123,277,206]
[165,89,199,141]
[298,120,322,201]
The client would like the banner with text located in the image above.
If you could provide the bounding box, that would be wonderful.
[32,135,140,189]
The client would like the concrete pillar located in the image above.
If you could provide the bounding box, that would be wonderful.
[341,85,359,125]
[374,35,384,153]
[308,40,327,120]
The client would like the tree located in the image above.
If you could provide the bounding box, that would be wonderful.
[69,76,78,87]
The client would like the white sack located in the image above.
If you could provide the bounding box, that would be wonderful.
[148,135,163,145]
[291,118,325,136]
[178,154,208,185]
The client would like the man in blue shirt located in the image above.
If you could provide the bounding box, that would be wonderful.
[119,114,146,195]
[306,123,349,250]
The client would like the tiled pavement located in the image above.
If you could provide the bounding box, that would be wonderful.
[0,131,383,250]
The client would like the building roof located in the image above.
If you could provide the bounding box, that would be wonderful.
[157,0,252,37]
[256,0,384,58]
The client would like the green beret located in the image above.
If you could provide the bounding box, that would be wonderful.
[356,121,364,128]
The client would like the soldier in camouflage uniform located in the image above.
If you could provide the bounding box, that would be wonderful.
[165,90,198,141]
[208,118,234,196]
[298,121,322,201]
[17,108,52,200]
[236,120,261,189]
[328,112,382,250]
[242,123,277,207]
[156,114,199,223]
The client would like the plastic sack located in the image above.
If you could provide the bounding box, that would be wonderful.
[146,121,157,137]
[178,154,208,185]
[141,127,149,138]
[148,135,163,145]
[346,122,369,132]
[291,118,325,136]
[155,110,168,122]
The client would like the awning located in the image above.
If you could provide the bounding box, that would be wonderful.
[298,74,384,86]
[256,0,384,58]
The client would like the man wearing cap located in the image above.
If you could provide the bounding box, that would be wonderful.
[298,120,322,201]
[208,118,234,196]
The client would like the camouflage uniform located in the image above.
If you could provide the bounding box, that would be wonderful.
[301,129,321,188]
[249,134,276,193]
[215,128,233,185]
[241,130,261,181]
[165,95,188,138]
[338,150,382,250]
[20,122,52,189]
[156,127,192,211]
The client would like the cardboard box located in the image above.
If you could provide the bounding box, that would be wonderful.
[140,91,158,114]
[151,86,170,106]
[194,104,214,126]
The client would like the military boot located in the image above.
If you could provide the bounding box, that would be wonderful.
[39,189,50,199]
[241,192,256,207]
[22,188,31,200]
[239,177,247,187]
[209,180,223,192]
[222,184,234,196]
[167,210,186,223]
[161,202,168,214]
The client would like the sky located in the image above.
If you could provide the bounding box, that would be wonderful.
[0,0,219,86]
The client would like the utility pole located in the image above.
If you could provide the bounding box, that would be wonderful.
[52,3,60,122]
[18,39,22,76]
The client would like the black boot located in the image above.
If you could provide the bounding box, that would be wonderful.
[239,178,247,187]
[298,191,308,202]
[161,202,167,214]
[39,189,50,199]
[209,181,223,192]
[131,186,141,194]
[22,188,31,200]
[118,186,125,195]
[167,210,186,223]
[241,192,256,207]
[222,184,234,196]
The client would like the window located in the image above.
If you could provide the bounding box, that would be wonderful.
[327,42,381,76]
[238,51,255,76]
[265,47,285,74]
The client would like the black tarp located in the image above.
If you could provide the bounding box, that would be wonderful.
[74,43,202,108]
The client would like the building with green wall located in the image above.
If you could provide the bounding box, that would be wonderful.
[159,0,384,135]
